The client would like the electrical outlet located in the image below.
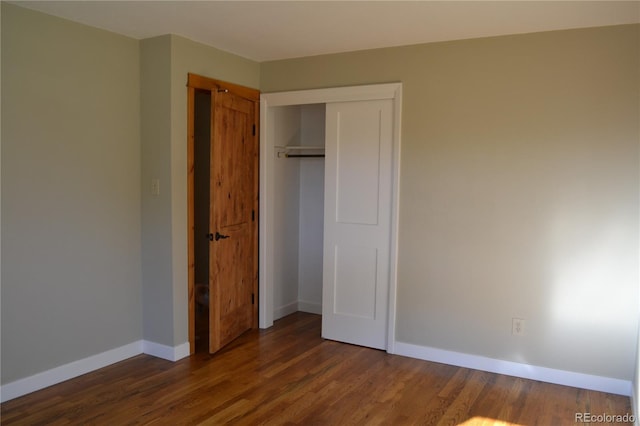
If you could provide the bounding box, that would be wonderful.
[512,318,525,336]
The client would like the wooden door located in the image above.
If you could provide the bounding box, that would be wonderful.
[322,99,394,350]
[208,88,258,353]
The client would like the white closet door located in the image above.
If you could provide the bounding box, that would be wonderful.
[322,99,393,350]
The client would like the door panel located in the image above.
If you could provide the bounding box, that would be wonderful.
[209,89,256,354]
[322,99,394,350]
[335,108,382,225]
[334,245,378,319]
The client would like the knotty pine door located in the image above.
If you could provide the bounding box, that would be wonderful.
[187,73,259,355]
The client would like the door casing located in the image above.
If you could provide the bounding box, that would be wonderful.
[259,83,402,354]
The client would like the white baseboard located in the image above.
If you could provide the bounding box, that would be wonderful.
[298,300,322,315]
[0,341,142,403]
[274,301,298,320]
[142,340,190,362]
[0,339,192,403]
[632,385,639,426]
[394,341,632,396]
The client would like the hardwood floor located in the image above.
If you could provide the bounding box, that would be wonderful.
[1,312,633,425]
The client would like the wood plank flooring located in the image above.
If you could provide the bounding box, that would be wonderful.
[1,312,633,425]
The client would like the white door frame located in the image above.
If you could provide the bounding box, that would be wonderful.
[259,83,402,353]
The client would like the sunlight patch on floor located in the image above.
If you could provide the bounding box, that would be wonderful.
[458,417,524,426]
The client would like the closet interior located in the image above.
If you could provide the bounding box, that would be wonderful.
[270,103,326,321]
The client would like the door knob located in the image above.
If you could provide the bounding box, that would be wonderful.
[214,231,230,241]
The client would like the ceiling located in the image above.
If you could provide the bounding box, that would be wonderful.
[11,1,640,62]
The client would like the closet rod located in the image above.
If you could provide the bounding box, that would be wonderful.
[284,154,325,158]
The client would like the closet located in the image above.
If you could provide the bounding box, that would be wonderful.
[260,84,402,352]
[270,104,326,320]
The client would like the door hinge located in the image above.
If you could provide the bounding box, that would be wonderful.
[252,293,255,305]
[252,209,255,221]
[252,124,256,136]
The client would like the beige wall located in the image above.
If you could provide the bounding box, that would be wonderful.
[1,3,261,384]
[262,24,639,380]
[140,35,174,346]
[140,34,260,347]
[1,3,142,383]
[1,0,638,390]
